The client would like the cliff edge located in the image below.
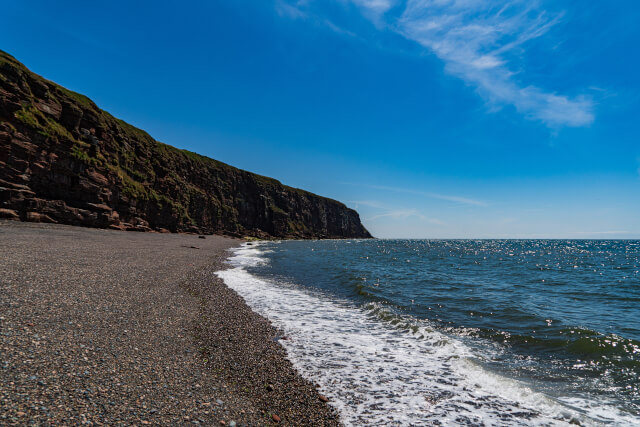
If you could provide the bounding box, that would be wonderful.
[0,50,372,239]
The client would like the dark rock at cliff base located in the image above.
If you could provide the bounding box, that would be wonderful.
[0,50,372,239]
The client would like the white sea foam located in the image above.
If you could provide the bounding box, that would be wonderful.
[216,243,637,426]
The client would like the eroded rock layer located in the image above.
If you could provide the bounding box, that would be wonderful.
[0,50,372,239]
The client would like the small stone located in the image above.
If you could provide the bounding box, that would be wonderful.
[319,395,329,402]
[229,421,237,427]
[219,421,226,426]
[216,399,223,406]
[272,414,281,422]
[16,412,26,417]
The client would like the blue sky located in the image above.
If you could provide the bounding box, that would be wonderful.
[2,0,639,238]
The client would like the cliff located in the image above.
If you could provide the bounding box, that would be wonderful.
[0,50,372,239]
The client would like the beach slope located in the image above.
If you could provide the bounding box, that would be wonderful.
[0,221,340,425]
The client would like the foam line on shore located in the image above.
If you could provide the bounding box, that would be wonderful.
[217,242,638,426]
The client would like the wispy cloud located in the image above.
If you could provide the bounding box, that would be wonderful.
[349,0,397,21]
[275,0,308,19]
[277,0,360,37]
[349,200,444,224]
[349,200,388,209]
[366,208,444,224]
[323,19,359,37]
[394,0,594,127]
[351,0,395,13]
[279,0,595,128]
[573,231,630,236]
[368,184,487,206]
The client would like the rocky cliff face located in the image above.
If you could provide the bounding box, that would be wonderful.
[0,51,372,239]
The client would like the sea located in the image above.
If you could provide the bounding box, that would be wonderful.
[216,239,640,426]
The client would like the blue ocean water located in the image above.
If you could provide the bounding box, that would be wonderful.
[218,240,640,426]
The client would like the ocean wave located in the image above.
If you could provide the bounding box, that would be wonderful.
[216,243,639,426]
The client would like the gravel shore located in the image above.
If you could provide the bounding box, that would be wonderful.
[0,221,341,426]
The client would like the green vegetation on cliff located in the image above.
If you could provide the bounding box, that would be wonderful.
[0,50,372,239]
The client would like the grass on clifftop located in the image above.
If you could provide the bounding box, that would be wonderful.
[58,86,95,108]
[1,48,349,213]
[14,105,76,141]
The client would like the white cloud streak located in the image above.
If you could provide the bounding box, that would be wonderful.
[349,0,397,20]
[275,0,308,18]
[366,209,444,224]
[349,200,388,209]
[394,0,594,127]
[277,0,361,37]
[300,0,596,127]
[572,231,630,236]
[369,184,487,206]
[349,200,444,224]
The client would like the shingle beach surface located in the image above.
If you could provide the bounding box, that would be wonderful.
[0,221,340,426]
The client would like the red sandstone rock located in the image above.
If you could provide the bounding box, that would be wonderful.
[26,212,57,223]
[0,208,19,220]
[34,100,62,119]
[86,170,109,186]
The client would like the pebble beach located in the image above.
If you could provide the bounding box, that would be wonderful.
[0,221,340,426]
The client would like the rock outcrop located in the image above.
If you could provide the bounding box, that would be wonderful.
[0,50,372,239]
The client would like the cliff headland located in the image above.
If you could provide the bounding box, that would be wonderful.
[0,50,371,239]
